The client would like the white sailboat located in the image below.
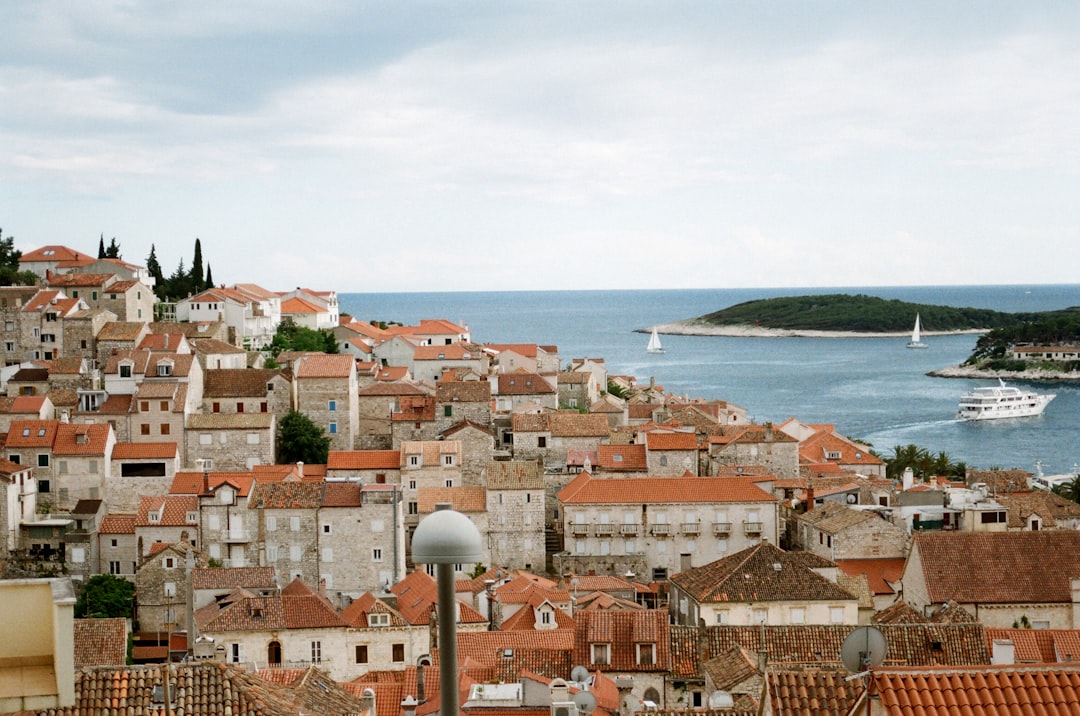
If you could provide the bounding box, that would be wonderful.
[906,313,928,349]
[646,327,665,353]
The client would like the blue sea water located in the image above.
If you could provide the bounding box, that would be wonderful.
[339,285,1080,475]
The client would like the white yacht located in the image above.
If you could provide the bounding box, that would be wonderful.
[956,379,1056,420]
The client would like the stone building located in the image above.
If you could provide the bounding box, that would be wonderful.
[707,424,800,479]
[96,513,137,580]
[357,381,430,450]
[201,367,293,417]
[399,440,464,536]
[435,379,492,433]
[319,482,406,604]
[135,542,207,633]
[440,421,495,485]
[512,412,612,469]
[325,449,401,485]
[134,494,200,556]
[250,481,324,586]
[106,441,181,512]
[293,354,359,451]
[484,460,546,572]
[643,429,700,476]
[795,502,910,561]
[185,412,276,471]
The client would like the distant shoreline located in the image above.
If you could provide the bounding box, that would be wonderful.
[642,322,987,339]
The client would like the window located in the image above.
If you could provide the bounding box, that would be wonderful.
[266,545,278,561]
[408,502,418,515]
[213,402,220,412]
[237,402,244,413]
[163,556,176,569]
[119,364,132,378]
[369,613,390,627]
[261,402,268,413]
[110,539,118,548]
[200,433,212,445]
[392,643,405,662]
[230,643,244,663]
[141,424,150,436]
[247,433,260,445]
[636,643,656,666]
[157,363,173,376]
[322,547,333,562]
[355,645,369,664]
[290,546,302,562]
[408,455,420,467]
[444,478,454,488]
[830,607,844,624]
[444,405,452,417]
[186,511,198,524]
[322,524,331,535]
[160,400,169,411]
[372,548,383,561]
[291,516,300,531]
[591,643,610,665]
[790,607,806,624]
[38,479,50,493]
[310,641,322,664]
[266,516,277,531]
[163,607,176,625]
[70,547,86,563]
[37,454,49,468]
[329,422,337,434]
[328,400,337,411]
[715,610,729,625]
[537,436,547,448]
[443,454,455,466]
[109,561,121,575]
[164,582,176,598]
[148,511,161,524]
[160,423,170,435]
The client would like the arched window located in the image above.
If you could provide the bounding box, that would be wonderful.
[643,688,660,705]
[268,641,282,665]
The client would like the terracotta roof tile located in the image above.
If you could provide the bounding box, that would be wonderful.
[645,431,698,451]
[294,353,355,378]
[558,473,776,505]
[52,423,111,456]
[597,444,648,471]
[251,481,324,509]
[573,611,671,672]
[98,514,136,534]
[498,373,555,396]
[327,449,401,470]
[112,441,179,459]
[187,413,275,429]
[436,381,492,403]
[418,486,487,513]
[192,566,278,591]
[73,617,128,667]
[910,531,1080,605]
[5,419,59,447]
[483,461,544,489]
[136,494,199,527]
[203,368,288,398]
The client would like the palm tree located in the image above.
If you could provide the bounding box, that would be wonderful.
[1052,475,1080,504]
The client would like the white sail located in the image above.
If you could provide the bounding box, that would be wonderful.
[646,327,665,353]
[906,313,928,349]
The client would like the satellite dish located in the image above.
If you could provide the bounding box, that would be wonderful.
[570,665,591,683]
[840,626,888,674]
[707,691,734,709]
[573,691,597,716]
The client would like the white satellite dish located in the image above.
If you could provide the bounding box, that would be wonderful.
[707,691,734,709]
[573,691,597,716]
[839,626,888,674]
[570,665,591,683]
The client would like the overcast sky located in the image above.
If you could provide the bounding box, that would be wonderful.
[3,2,1079,293]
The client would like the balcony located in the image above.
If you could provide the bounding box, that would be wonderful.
[570,523,590,536]
[712,522,732,535]
[681,522,700,535]
[594,524,614,536]
[650,524,670,536]
[743,521,764,534]
[620,524,640,535]
[222,530,251,543]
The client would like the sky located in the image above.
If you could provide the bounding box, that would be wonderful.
[3,2,1080,293]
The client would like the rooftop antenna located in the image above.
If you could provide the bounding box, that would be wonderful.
[572,691,597,716]
[570,665,591,684]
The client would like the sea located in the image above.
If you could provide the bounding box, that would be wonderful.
[339,285,1080,476]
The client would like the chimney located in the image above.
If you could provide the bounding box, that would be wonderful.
[319,577,327,596]
[903,467,914,491]
[296,461,304,479]
[805,483,815,512]
[616,677,635,716]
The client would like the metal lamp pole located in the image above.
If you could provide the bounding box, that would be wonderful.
[411,503,482,716]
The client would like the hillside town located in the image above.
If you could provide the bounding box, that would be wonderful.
[4,244,1080,715]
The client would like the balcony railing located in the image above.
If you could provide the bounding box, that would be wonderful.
[620,524,640,535]
[712,522,732,535]
[651,524,670,536]
[594,524,614,536]
[681,523,701,535]
[743,521,764,534]
[570,524,590,536]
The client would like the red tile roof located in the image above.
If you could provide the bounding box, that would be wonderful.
[644,431,698,451]
[73,618,128,667]
[597,444,648,471]
[170,470,255,497]
[870,664,1080,716]
[112,441,179,459]
[984,628,1080,664]
[909,531,1080,605]
[98,514,136,534]
[294,353,355,378]
[327,450,401,470]
[573,610,671,672]
[835,558,905,596]
[558,473,776,505]
[52,423,111,456]
[135,494,199,527]
[192,566,278,591]
[5,419,59,447]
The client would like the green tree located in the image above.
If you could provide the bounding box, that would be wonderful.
[205,262,214,289]
[146,244,164,287]
[98,234,106,259]
[0,229,38,286]
[1053,475,1080,504]
[105,237,121,259]
[268,318,339,357]
[277,410,331,464]
[191,237,205,291]
[75,574,135,619]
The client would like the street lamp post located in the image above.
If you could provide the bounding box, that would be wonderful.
[411,503,482,716]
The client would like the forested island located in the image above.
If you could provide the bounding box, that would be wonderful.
[647,294,1080,378]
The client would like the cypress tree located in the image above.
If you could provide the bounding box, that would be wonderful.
[204,263,214,289]
[98,234,106,259]
[146,244,164,294]
[105,237,121,259]
[190,238,205,290]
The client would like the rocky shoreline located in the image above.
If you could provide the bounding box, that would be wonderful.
[926,364,1080,382]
